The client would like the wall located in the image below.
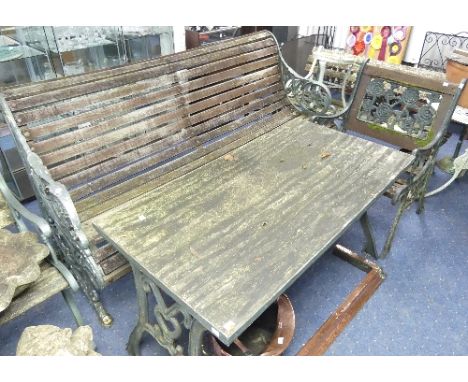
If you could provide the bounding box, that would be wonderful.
[172,25,186,52]
[172,26,468,62]
[331,26,468,64]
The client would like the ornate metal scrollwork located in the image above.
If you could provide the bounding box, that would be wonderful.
[27,153,106,287]
[418,31,468,71]
[0,96,111,326]
[273,36,334,118]
[282,73,333,115]
[277,45,368,128]
[26,155,111,325]
[127,266,193,356]
[357,78,442,142]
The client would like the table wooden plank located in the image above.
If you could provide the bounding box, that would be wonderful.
[93,116,414,344]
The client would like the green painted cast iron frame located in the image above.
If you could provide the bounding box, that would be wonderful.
[126,262,194,356]
[275,37,367,124]
[374,80,464,258]
[303,47,369,126]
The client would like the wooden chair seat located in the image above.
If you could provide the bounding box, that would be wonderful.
[0,262,68,325]
[0,172,82,326]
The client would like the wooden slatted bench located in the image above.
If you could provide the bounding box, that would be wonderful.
[304,48,466,257]
[0,31,306,324]
[0,172,82,325]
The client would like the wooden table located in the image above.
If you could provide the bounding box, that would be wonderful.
[93,116,414,355]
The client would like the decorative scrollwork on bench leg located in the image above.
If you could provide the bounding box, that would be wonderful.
[28,153,112,326]
[127,266,193,356]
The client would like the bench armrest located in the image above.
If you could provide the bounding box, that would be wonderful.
[268,33,334,117]
[0,159,80,293]
[0,171,51,238]
[304,48,369,122]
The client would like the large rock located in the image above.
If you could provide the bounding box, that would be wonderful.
[16,325,101,356]
[0,230,49,313]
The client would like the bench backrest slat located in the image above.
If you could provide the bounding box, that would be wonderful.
[3,31,291,219]
[3,32,273,101]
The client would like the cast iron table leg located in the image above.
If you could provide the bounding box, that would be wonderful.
[126,264,192,356]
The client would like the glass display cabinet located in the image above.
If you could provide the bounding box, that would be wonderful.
[0,27,55,85]
[119,26,174,62]
[0,26,176,82]
[43,26,125,76]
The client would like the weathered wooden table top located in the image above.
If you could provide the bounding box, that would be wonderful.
[93,115,414,345]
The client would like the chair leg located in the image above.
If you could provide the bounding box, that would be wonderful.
[61,288,84,327]
[381,201,407,259]
[416,165,434,215]
[359,212,378,259]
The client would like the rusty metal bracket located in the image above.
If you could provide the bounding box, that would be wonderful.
[297,244,385,356]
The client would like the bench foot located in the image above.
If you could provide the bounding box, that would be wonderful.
[127,265,191,356]
[52,248,112,327]
[62,259,112,327]
[93,300,113,327]
[188,320,211,356]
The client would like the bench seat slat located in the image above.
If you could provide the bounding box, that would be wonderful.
[21,55,277,130]
[68,95,286,200]
[99,253,128,276]
[24,47,277,137]
[77,106,293,220]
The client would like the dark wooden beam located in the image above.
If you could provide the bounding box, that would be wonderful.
[297,246,384,356]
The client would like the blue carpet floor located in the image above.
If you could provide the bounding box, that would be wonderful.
[0,124,466,356]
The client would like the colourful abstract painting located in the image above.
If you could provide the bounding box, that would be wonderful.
[346,26,412,64]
